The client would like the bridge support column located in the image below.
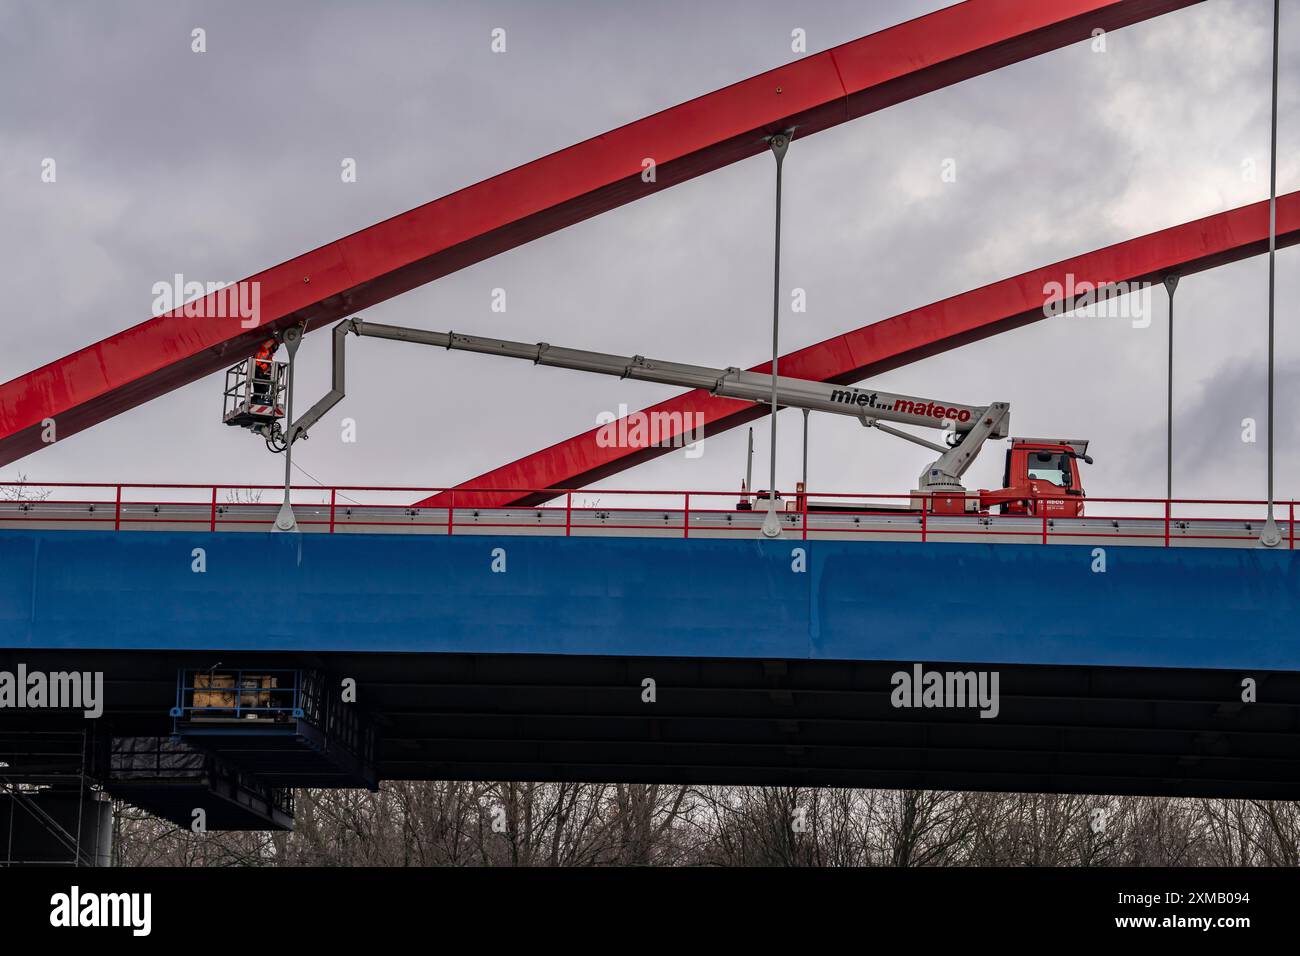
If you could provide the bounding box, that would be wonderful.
[0,788,113,867]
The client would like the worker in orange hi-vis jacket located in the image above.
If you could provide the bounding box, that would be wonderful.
[251,337,277,406]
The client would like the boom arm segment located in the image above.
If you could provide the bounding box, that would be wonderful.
[287,320,1010,494]
[364,323,995,432]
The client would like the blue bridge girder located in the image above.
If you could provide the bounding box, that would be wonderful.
[1,530,1297,667]
[2,530,1300,801]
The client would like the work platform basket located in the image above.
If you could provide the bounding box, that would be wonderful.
[222,357,287,428]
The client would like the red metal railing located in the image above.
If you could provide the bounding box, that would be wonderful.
[0,481,1294,548]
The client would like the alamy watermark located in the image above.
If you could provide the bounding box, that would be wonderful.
[1042,273,1155,328]
[595,404,705,458]
[890,663,1000,719]
[50,886,150,936]
[0,664,103,718]
[151,273,261,328]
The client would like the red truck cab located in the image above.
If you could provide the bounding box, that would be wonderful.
[987,438,1091,517]
[744,437,1092,519]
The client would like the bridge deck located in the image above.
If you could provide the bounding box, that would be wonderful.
[1,499,1292,549]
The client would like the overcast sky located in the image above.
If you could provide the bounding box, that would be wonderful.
[1,0,1297,511]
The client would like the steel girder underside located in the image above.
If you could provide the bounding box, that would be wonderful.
[6,650,1300,800]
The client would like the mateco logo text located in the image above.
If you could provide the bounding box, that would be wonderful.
[0,664,103,718]
[890,663,1000,719]
[1041,273,1155,327]
[829,387,972,424]
[151,273,261,328]
[595,404,705,458]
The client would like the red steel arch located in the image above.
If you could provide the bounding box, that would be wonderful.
[0,0,1204,468]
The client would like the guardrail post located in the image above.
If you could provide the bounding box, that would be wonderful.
[1041,502,1048,545]
[1290,501,1295,550]
[921,495,927,543]
[682,492,690,539]
[447,489,455,536]
[114,485,122,531]
[566,492,573,537]
[329,488,337,534]
[209,486,218,532]
[1164,499,1171,548]
[801,489,808,541]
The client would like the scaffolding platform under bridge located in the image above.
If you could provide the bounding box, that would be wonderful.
[108,736,295,831]
[170,668,378,790]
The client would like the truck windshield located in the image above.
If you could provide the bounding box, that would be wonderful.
[1027,453,1070,486]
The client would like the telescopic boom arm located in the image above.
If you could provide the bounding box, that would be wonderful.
[284,319,1012,493]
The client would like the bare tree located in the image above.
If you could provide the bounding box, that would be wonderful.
[110,784,1300,869]
[0,472,52,502]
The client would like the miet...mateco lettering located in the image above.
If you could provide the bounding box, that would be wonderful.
[828,388,972,424]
